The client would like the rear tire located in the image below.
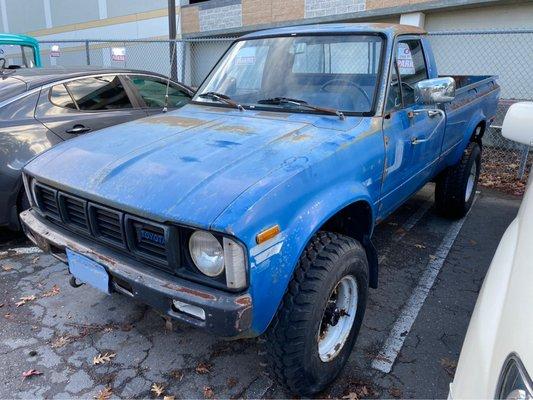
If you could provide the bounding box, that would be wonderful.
[262,232,368,396]
[435,142,481,219]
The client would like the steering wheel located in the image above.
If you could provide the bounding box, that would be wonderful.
[320,78,372,109]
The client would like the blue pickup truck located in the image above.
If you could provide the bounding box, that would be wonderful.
[20,23,499,394]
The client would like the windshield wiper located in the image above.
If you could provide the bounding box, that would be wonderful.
[198,91,244,111]
[257,97,345,120]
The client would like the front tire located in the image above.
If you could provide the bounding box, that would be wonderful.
[263,232,369,396]
[435,142,481,219]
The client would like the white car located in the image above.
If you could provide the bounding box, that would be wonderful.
[449,102,533,399]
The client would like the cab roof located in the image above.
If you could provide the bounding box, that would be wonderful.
[0,33,39,46]
[241,23,426,40]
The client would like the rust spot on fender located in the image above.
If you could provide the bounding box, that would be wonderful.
[143,115,206,127]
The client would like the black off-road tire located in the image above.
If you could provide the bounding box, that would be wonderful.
[262,232,369,396]
[435,142,481,219]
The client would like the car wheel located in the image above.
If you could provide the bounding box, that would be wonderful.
[435,142,481,219]
[262,231,368,396]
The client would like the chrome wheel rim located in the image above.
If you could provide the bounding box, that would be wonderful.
[465,161,477,202]
[318,275,358,362]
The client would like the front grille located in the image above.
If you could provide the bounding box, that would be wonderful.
[59,194,89,233]
[132,221,167,259]
[90,205,125,248]
[32,181,172,270]
[34,184,60,221]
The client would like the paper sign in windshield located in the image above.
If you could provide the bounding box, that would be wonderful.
[397,42,415,75]
[235,47,256,66]
[111,47,126,62]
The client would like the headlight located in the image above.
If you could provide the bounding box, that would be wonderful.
[497,355,533,400]
[189,231,224,277]
[188,230,247,289]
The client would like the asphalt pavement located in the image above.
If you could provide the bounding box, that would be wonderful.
[0,185,520,399]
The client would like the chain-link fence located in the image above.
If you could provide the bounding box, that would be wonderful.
[428,29,532,189]
[39,29,532,186]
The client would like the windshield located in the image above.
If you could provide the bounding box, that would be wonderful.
[194,34,384,114]
[0,44,36,69]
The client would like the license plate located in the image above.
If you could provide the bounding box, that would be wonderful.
[66,248,110,295]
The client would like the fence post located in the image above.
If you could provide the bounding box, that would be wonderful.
[518,145,530,180]
[85,40,90,65]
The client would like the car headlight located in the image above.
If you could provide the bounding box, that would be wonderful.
[189,231,225,277]
[497,355,533,400]
[188,230,247,290]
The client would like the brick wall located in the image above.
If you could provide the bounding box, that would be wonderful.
[181,0,434,34]
[199,3,242,32]
[304,0,365,18]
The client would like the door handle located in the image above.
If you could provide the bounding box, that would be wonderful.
[408,109,444,119]
[66,125,91,134]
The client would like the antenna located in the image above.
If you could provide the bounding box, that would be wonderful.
[163,39,177,113]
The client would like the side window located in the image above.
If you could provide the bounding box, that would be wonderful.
[396,40,428,106]
[66,76,133,110]
[49,84,77,109]
[129,76,190,109]
[386,65,402,111]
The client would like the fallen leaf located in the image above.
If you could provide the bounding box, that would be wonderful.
[169,369,184,381]
[31,256,40,265]
[227,377,238,388]
[22,369,42,379]
[51,336,70,349]
[163,396,175,400]
[469,239,478,246]
[0,303,4,308]
[440,357,458,377]
[16,295,37,307]
[2,264,13,271]
[414,244,426,249]
[151,383,165,397]
[93,352,116,365]
[195,361,212,375]
[389,387,403,398]
[4,313,13,319]
[203,386,214,399]
[94,386,113,400]
[42,285,60,298]
[342,392,359,400]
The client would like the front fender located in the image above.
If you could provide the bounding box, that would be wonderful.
[245,181,375,335]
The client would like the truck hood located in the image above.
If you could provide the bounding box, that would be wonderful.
[25,104,362,228]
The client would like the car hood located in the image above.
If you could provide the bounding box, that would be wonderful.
[25,104,362,228]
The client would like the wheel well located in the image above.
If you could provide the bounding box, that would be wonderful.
[319,200,378,288]
[321,200,372,242]
[471,121,486,145]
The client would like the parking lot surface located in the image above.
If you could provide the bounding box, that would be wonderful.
[0,185,520,399]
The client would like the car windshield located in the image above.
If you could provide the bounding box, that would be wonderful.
[194,34,383,114]
[0,44,36,69]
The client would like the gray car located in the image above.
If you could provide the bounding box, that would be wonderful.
[0,67,193,231]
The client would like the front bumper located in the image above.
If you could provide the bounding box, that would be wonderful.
[20,209,253,338]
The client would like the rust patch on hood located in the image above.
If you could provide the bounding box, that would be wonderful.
[214,124,255,135]
[235,295,252,307]
[143,115,206,127]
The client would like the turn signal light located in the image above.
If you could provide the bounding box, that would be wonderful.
[256,225,280,244]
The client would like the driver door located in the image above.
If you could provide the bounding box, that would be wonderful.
[379,38,446,217]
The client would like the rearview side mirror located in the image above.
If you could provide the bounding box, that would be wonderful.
[415,77,456,105]
[502,102,533,146]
